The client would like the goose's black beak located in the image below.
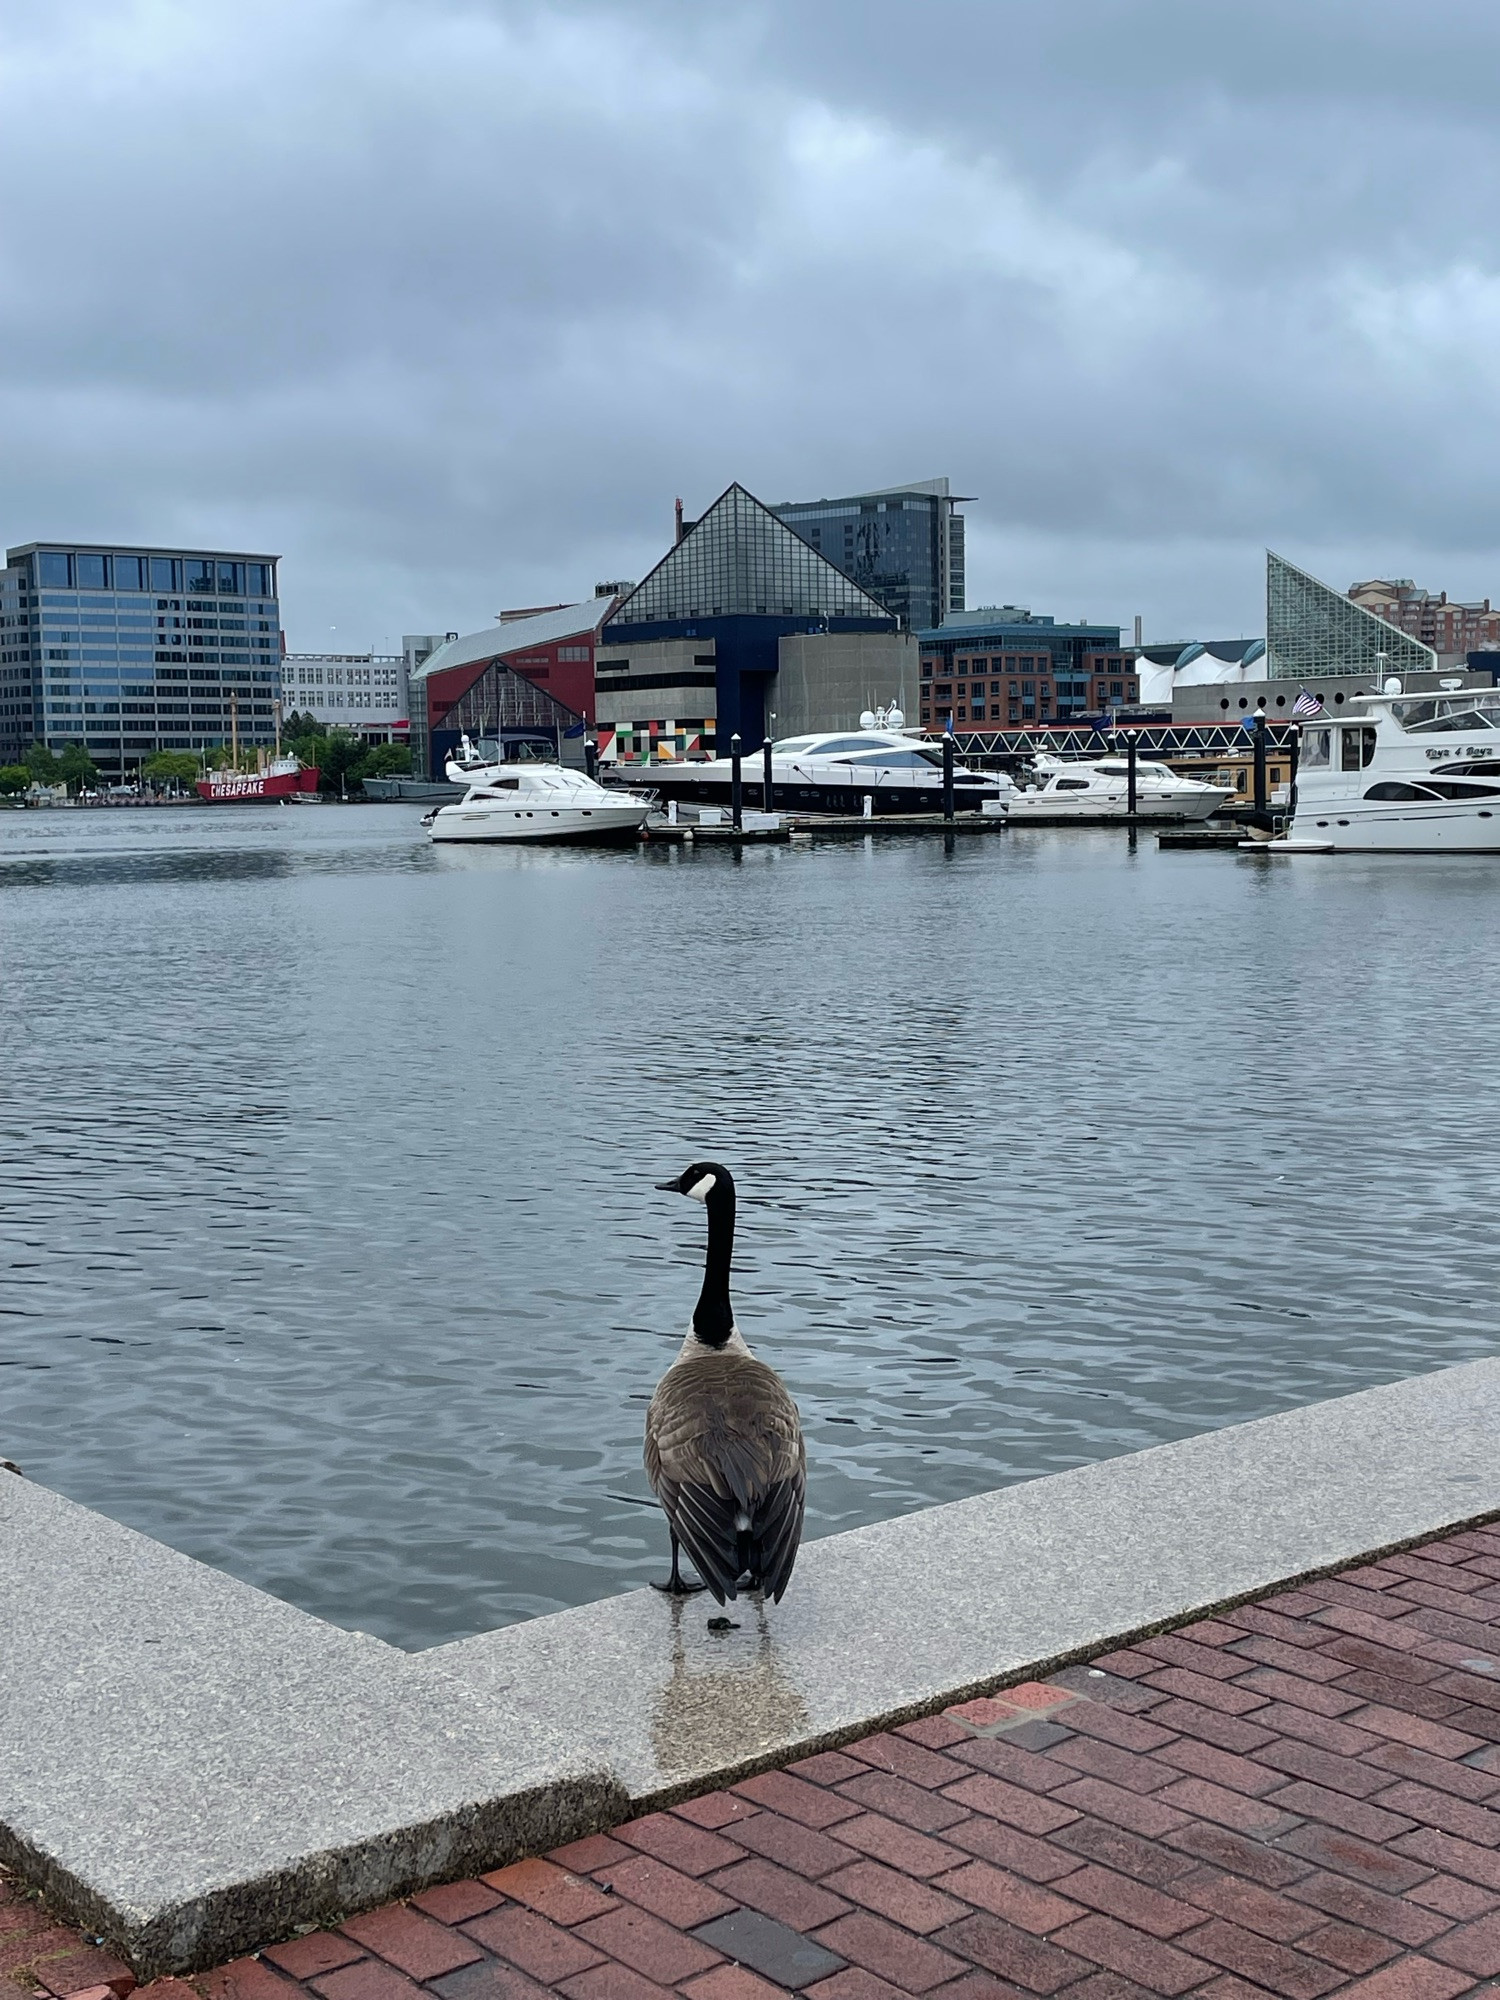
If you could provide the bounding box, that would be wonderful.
[655,1178,682,1193]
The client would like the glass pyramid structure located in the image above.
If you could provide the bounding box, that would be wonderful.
[614,483,893,625]
[1266,551,1436,680]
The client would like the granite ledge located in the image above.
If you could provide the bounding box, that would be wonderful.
[3,1357,1498,1976]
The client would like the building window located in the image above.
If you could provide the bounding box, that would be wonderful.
[957,706,967,720]
[971,704,985,720]
[935,683,952,699]
[1110,681,1123,697]
[38,552,71,587]
[990,681,1000,694]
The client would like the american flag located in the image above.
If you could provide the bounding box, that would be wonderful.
[1293,688,1324,717]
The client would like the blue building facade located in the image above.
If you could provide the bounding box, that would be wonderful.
[0,542,282,775]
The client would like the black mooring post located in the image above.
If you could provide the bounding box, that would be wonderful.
[731,733,743,830]
[1127,733,1138,817]
[1253,713,1268,820]
[584,739,597,781]
[1287,728,1300,816]
[762,737,773,813]
[942,733,955,821]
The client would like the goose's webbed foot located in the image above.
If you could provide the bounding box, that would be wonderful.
[652,1535,708,1596]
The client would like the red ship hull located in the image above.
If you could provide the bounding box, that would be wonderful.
[195,765,320,803]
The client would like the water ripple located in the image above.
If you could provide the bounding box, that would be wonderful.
[1,805,1496,1646]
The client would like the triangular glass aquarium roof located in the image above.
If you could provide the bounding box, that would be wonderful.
[614,484,893,624]
[1267,551,1436,679]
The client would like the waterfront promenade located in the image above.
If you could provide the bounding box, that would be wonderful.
[7,1518,1500,2000]
[4,1363,1500,2000]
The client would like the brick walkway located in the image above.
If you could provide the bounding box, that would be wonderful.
[8,1526,1500,2000]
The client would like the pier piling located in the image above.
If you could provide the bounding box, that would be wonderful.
[762,736,773,813]
[1253,711,1268,823]
[730,733,742,831]
[942,733,955,820]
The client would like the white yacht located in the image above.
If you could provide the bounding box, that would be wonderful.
[424,739,653,845]
[614,724,1010,816]
[1008,753,1233,822]
[1263,685,1500,853]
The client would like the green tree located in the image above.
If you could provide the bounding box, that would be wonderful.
[142,750,201,790]
[310,729,369,794]
[0,764,30,795]
[361,742,411,778]
[24,742,59,784]
[57,745,99,794]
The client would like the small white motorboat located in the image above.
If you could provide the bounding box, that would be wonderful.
[1007,753,1233,823]
[424,738,653,845]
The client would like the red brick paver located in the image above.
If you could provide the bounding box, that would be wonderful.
[14,1525,1500,1999]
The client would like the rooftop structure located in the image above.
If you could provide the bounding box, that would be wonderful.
[770,478,967,632]
[1,541,281,777]
[1267,550,1435,681]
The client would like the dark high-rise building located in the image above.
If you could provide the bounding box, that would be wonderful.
[0,542,282,776]
[770,479,968,632]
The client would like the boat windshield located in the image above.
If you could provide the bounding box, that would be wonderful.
[772,737,818,754]
[839,747,945,768]
[1391,696,1500,733]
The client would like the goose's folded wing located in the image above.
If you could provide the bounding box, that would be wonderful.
[651,1471,743,1603]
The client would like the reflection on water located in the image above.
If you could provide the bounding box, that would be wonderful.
[649,1595,809,1784]
[1,804,1498,1648]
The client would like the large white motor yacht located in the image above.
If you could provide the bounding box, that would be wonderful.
[1266,686,1500,853]
[1007,753,1233,822]
[613,723,1010,816]
[424,739,653,844]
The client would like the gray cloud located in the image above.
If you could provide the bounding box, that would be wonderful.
[4,0,1500,646]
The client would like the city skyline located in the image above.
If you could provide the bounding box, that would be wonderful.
[7,2,1500,647]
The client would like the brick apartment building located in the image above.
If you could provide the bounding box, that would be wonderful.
[918,607,1137,729]
[1347,577,1500,664]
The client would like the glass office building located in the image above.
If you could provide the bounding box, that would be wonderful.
[771,479,968,631]
[1267,550,1435,681]
[0,542,282,775]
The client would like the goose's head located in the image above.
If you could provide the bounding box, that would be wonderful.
[655,1161,734,1203]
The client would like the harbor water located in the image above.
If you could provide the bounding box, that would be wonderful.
[1,803,1496,1648]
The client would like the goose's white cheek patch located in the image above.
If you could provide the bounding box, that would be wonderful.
[687,1173,716,1201]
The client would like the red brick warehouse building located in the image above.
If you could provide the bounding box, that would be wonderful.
[408,591,629,778]
[919,606,1138,730]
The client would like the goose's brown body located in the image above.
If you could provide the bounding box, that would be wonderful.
[645,1336,806,1603]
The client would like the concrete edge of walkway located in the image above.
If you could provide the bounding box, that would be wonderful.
[3,1357,1499,1976]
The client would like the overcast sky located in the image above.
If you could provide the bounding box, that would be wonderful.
[5,0,1500,648]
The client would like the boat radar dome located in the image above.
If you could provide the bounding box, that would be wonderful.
[886,706,905,728]
[1384,677,1403,695]
[860,710,877,730]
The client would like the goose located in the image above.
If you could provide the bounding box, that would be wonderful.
[645,1161,806,1605]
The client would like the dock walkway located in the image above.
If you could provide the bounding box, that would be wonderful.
[11,1518,1500,2000]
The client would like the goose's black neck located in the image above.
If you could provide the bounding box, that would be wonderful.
[692,1179,736,1347]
